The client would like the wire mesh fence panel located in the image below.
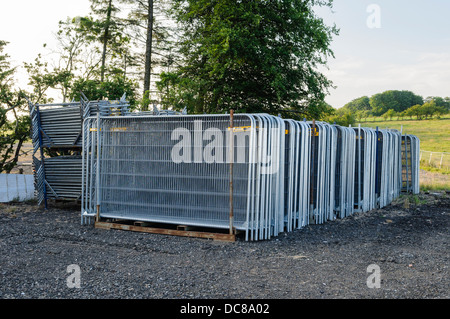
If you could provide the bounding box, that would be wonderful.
[333,126,356,218]
[353,126,378,213]
[99,115,248,230]
[28,95,131,207]
[410,136,420,194]
[44,156,82,200]
[79,113,421,241]
[377,130,403,208]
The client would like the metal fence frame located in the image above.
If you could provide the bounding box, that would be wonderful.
[28,94,130,207]
[79,114,420,241]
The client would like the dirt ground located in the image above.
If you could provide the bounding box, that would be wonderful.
[0,191,448,305]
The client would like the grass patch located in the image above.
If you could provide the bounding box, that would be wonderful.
[356,116,450,153]
[420,183,450,192]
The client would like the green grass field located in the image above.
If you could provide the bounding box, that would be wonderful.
[356,115,450,153]
[356,115,450,190]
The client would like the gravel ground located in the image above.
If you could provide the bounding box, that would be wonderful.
[0,192,448,301]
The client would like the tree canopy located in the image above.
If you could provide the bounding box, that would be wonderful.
[157,0,339,119]
[369,90,423,116]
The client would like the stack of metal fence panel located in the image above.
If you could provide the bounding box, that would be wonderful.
[38,103,84,147]
[376,129,402,208]
[80,113,420,241]
[81,114,286,241]
[333,126,356,218]
[308,121,337,224]
[28,95,130,207]
[43,156,83,199]
[80,93,130,118]
[283,120,311,232]
[353,126,378,213]
[401,134,420,194]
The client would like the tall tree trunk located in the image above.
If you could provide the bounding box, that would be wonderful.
[101,0,113,83]
[142,0,154,110]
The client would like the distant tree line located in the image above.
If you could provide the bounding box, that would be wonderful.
[325,90,450,126]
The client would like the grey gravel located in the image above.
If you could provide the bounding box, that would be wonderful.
[0,192,448,299]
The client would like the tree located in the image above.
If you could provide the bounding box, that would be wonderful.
[342,96,370,113]
[72,0,133,83]
[324,107,355,127]
[354,110,363,122]
[406,104,423,120]
[361,110,370,122]
[40,7,140,107]
[425,96,450,112]
[137,0,155,104]
[397,110,406,121]
[434,105,448,118]
[0,41,30,173]
[158,0,339,118]
[421,100,437,119]
[370,90,423,116]
[383,109,396,121]
[69,75,138,108]
[126,0,176,109]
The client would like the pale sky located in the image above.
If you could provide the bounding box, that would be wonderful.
[1,0,449,108]
[317,0,450,107]
[0,0,91,89]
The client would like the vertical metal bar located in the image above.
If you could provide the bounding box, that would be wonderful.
[229,110,234,235]
[375,126,380,200]
[358,124,361,212]
[405,135,410,192]
[96,113,101,222]
[309,119,316,220]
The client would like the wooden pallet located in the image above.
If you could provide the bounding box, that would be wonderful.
[94,219,236,242]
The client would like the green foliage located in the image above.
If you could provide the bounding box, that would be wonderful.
[343,96,371,113]
[369,90,423,116]
[0,41,30,173]
[383,109,396,121]
[341,91,449,123]
[70,75,138,109]
[158,0,339,117]
[323,107,355,127]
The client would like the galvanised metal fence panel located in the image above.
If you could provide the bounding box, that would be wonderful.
[333,126,356,218]
[378,130,391,208]
[44,156,82,200]
[377,129,403,208]
[38,104,83,147]
[353,126,378,213]
[28,100,47,207]
[28,95,130,207]
[81,114,290,241]
[401,134,420,195]
[296,121,311,229]
[402,135,412,193]
[83,115,254,237]
[283,119,311,232]
[410,135,420,194]
[234,114,285,241]
[80,113,420,241]
[283,119,295,232]
[392,130,402,201]
[307,121,336,225]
